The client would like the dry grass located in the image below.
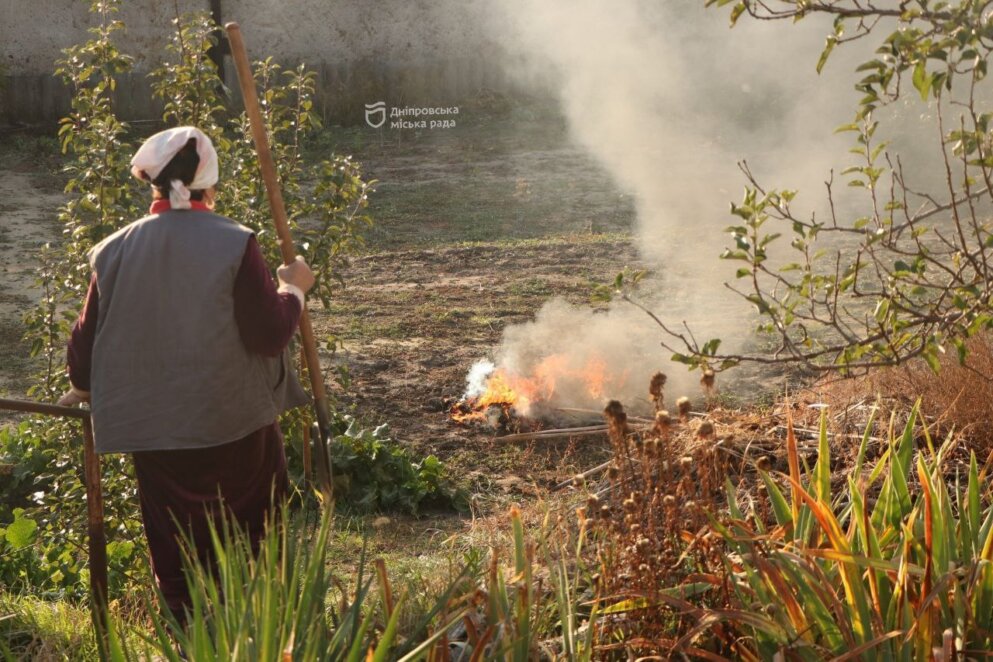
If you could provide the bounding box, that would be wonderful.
[569,393,776,653]
[564,369,934,655]
[797,334,993,456]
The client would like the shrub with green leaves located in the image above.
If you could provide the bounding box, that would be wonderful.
[330,417,465,515]
[0,413,141,599]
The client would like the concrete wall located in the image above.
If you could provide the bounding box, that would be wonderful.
[0,0,516,126]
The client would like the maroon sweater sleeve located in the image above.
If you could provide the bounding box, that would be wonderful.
[233,235,302,357]
[67,273,99,391]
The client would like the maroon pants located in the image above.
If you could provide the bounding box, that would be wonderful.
[132,423,288,623]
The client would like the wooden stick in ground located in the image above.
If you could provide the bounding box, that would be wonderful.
[225,22,333,502]
[82,416,108,646]
[300,346,312,490]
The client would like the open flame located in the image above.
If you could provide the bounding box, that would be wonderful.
[451,354,627,423]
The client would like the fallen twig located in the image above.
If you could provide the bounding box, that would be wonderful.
[550,407,656,425]
[552,459,612,491]
[497,425,610,443]
[774,424,883,445]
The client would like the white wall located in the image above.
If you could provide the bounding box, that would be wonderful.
[0,0,513,124]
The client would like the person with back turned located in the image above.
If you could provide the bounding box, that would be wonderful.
[58,126,313,627]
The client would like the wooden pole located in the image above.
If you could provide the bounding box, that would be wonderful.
[0,397,89,419]
[225,22,333,502]
[301,347,312,491]
[82,416,108,647]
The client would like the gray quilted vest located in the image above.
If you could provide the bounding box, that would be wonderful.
[88,209,306,453]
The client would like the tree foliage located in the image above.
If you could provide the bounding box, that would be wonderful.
[651,0,993,375]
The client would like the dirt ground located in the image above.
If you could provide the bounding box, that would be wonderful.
[314,235,639,491]
[0,153,64,401]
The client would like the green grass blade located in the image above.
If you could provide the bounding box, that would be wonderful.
[814,408,831,503]
[395,608,471,662]
[759,470,793,527]
[852,401,878,481]
[371,593,405,662]
[968,452,981,557]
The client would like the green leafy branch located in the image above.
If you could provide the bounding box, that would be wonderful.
[647,0,993,376]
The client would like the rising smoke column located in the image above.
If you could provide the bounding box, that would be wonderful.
[462,0,883,410]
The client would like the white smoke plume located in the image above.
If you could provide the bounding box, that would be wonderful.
[464,359,497,400]
[489,299,673,414]
[459,1,889,412]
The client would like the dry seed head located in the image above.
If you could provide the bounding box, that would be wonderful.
[623,497,637,513]
[630,523,641,534]
[599,505,612,520]
[756,456,772,471]
[586,494,600,512]
[662,494,677,507]
[638,563,651,574]
[572,474,585,488]
[604,400,629,441]
[676,397,692,419]
[653,410,672,435]
[649,372,667,410]
[679,456,693,469]
[603,399,627,424]
[697,421,716,439]
[700,369,716,390]
[635,537,651,554]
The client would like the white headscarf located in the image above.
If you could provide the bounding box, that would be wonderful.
[130,127,219,209]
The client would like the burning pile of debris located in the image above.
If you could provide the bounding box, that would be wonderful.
[449,355,719,439]
[449,354,639,434]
